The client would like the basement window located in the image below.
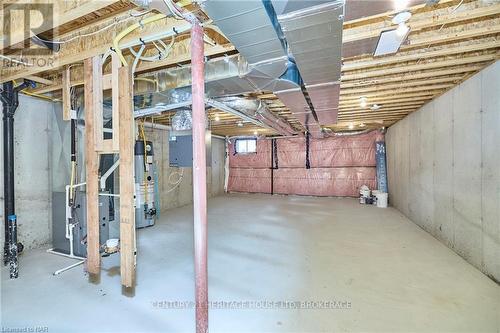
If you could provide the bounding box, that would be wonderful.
[235,138,257,154]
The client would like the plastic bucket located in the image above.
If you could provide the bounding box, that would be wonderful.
[360,189,371,197]
[376,192,388,208]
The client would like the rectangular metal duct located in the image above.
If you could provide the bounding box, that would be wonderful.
[277,1,344,85]
[277,1,345,126]
[202,0,287,64]
[307,82,340,125]
[200,0,320,135]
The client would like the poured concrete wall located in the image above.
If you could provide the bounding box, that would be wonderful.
[386,61,500,282]
[141,127,226,211]
[0,95,54,252]
[0,95,226,253]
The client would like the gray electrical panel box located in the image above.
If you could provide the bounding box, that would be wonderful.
[169,131,212,167]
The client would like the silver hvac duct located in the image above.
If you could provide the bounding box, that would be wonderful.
[201,0,320,136]
[214,97,296,136]
[134,54,300,135]
[276,0,345,126]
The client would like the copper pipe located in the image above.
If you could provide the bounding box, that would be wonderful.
[191,21,208,333]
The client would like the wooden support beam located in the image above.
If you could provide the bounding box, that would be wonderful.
[342,2,500,43]
[25,75,53,86]
[340,66,482,87]
[62,66,71,121]
[404,21,500,49]
[341,53,498,80]
[342,40,500,71]
[91,57,104,152]
[341,84,451,99]
[111,53,121,152]
[1,1,122,51]
[83,57,101,276]
[341,76,464,95]
[118,65,136,288]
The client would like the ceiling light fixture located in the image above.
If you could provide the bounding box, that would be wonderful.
[237,121,243,127]
[396,22,410,37]
[360,97,367,108]
[359,123,366,128]
[394,0,409,11]
[214,114,220,122]
[253,130,258,136]
[348,123,354,130]
[371,104,381,111]
[392,11,412,25]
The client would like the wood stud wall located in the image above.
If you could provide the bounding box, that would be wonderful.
[83,54,135,287]
[2,0,499,136]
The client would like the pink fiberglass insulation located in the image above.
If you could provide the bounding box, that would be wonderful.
[273,167,377,197]
[274,131,378,168]
[274,138,306,168]
[228,130,382,196]
[227,168,271,194]
[309,130,378,167]
[229,139,271,168]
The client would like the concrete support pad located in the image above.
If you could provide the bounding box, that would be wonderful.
[2,194,499,332]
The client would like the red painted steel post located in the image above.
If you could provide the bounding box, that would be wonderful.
[191,21,208,333]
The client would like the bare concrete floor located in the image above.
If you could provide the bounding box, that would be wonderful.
[2,194,499,332]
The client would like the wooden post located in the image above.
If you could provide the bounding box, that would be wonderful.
[62,66,71,121]
[118,65,136,288]
[111,52,121,152]
[83,57,101,276]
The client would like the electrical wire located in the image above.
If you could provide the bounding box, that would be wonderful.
[163,0,185,20]
[165,168,184,193]
[31,9,153,46]
[129,35,175,62]
[13,80,59,102]
[113,13,167,65]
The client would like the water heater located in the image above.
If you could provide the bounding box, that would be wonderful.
[134,140,157,228]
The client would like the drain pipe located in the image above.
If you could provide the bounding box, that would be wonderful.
[191,21,208,333]
[1,80,35,278]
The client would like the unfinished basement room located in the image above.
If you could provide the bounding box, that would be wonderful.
[1,0,499,332]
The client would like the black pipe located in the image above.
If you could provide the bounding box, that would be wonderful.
[1,80,35,276]
[71,118,76,162]
[305,132,311,169]
[2,82,16,265]
[7,215,18,278]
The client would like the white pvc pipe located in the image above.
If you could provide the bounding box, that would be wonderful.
[143,122,171,131]
[100,159,120,190]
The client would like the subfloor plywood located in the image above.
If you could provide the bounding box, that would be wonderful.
[2,194,499,332]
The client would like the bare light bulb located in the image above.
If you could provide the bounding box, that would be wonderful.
[348,123,354,130]
[360,97,367,108]
[396,22,409,37]
[214,115,220,122]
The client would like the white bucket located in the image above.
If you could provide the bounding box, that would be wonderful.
[376,192,388,208]
[360,185,371,198]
